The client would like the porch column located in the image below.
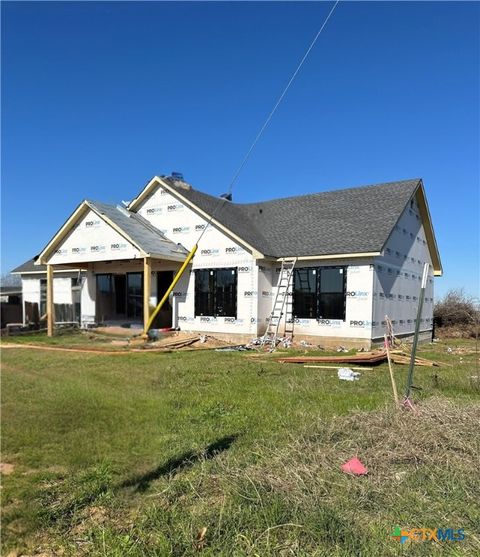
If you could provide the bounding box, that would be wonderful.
[47,264,55,337]
[143,257,151,331]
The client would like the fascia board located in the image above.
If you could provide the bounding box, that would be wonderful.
[415,182,443,276]
[273,252,380,262]
[12,269,82,275]
[37,202,90,264]
[127,176,158,212]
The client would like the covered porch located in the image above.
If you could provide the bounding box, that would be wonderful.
[35,199,189,336]
[45,258,186,335]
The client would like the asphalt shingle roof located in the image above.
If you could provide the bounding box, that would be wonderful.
[86,200,189,259]
[13,178,423,273]
[162,178,421,257]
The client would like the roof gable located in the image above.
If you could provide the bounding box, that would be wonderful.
[129,176,441,273]
[37,200,188,265]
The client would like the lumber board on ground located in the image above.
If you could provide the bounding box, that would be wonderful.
[303,365,374,371]
[276,351,387,365]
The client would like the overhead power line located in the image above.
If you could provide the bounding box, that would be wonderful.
[226,0,341,195]
[197,0,341,243]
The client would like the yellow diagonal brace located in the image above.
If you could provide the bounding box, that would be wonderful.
[144,244,198,335]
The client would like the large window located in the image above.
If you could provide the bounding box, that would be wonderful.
[195,268,237,317]
[293,266,346,320]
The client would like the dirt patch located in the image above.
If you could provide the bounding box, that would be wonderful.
[71,505,108,536]
[1,462,15,475]
[93,326,143,337]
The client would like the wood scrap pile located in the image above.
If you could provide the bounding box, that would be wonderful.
[276,350,388,365]
[143,336,200,350]
[388,350,446,367]
[276,349,445,367]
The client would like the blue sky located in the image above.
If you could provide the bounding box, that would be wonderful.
[2,1,479,297]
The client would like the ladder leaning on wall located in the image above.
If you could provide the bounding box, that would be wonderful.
[259,257,297,351]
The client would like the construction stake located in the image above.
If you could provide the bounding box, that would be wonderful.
[404,263,430,400]
[384,334,399,406]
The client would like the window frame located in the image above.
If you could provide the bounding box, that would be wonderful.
[292,266,347,321]
[194,267,237,318]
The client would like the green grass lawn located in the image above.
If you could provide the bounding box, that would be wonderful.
[1,334,479,556]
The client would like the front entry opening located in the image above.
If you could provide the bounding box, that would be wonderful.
[153,271,174,328]
[96,273,144,323]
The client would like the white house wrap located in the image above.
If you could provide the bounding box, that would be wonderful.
[12,175,442,347]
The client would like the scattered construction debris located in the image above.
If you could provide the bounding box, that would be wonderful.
[276,350,388,365]
[338,368,360,381]
[148,336,200,350]
[215,345,252,352]
[388,350,447,367]
[0,462,15,475]
[277,348,445,367]
[341,457,368,476]
[304,365,373,371]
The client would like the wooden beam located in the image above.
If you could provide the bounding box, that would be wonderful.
[304,365,374,371]
[143,257,152,331]
[47,264,54,337]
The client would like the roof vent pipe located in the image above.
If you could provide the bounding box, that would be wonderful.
[220,192,232,201]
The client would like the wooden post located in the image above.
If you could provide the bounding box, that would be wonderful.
[384,334,399,406]
[143,257,151,332]
[47,264,54,337]
[405,263,430,400]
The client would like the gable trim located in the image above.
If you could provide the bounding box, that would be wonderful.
[129,176,264,258]
[379,180,442,276]
[415,182,442,276]
[37,200,148,264]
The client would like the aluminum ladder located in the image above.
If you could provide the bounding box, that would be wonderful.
[259,257,297,351]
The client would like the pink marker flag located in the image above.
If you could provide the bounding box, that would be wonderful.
[341,457,368,476]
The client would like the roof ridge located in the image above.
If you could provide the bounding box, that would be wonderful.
[166,177,421,208]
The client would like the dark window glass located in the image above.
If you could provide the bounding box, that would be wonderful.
[293,267,346,321]
[97,274,113,294]
[195,268,237,317]
[215,268,237,317]
[319,267,345,319]
[195,270,215,316]
[40,278,47,317]
[293,268,316,318]
[126,273,143,319]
